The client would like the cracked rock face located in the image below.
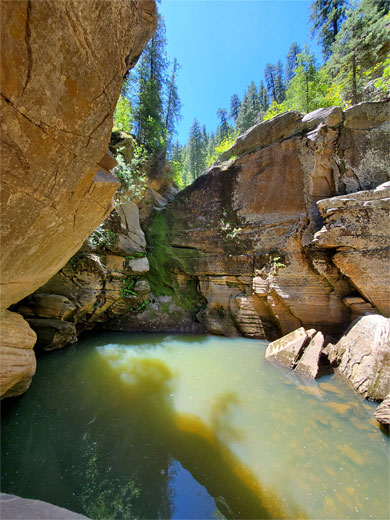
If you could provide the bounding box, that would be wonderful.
[0,0,157,396]
[314,182,390,317]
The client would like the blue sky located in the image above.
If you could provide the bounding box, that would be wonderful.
[159,0,322,144]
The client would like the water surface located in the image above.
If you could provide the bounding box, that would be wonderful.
[1,333,389,519]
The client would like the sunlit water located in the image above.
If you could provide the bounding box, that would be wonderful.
[1,333,389,519]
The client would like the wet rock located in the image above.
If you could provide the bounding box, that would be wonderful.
[324,315,390,400]
[0,493,89,519]
[374,393,390,427]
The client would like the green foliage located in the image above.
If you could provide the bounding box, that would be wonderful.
[207,133,237,165]
[125,252,146,260]
[328,3,390,104]
[374,56,390,96]
[80,433,140,520]
[120,277,137,298]
[88,225,118,250]
[310,0,348,59]
[113,140,148,200]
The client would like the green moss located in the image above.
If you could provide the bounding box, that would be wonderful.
[145,210,205,313]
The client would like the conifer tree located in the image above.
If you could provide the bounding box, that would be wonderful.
[134,15,167,153]
[216,108,230,142]
[258,81,269,113]
[275,61,286,103]
[164,58,182,156]
[310,0,348,60]
[328,0,390,104]
[229,94,241,123]
[188,119,205,181]
[285,42,302,82]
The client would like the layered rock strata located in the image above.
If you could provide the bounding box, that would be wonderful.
[0,0,157,396]
[133,101,389,339]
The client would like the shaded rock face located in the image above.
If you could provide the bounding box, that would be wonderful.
[324,315,390,401]
[15,201,152,351]
[144,101,389,339]
[0,0,157,396]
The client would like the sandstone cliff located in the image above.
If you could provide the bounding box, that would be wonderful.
[22,101,389,350]
[0,0,157,397]
[131,102,388,340]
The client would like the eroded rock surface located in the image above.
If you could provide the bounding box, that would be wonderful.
[324,315,390,400]
[314,182,390,317]
[141,101,389,339]
[0,0,157,395]
[374,393,390,427]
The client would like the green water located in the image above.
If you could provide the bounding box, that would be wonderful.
[1,333,389,520]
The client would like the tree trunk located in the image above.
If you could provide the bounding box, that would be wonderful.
[352,52,357,105]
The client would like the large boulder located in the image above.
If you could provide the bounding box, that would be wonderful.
[324,315,390,400]
[0,311,37,398]
[0,0,157,396]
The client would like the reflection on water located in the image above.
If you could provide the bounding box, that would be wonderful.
[1,333,389,519]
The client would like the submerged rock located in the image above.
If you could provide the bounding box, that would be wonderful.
[324,315,390,400]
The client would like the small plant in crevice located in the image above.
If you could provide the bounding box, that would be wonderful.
[218,210,243,241]
[88,224,118,250]
[135,299,150,313]
[125,252,146,260]
[113,140,148,202]
[266,249,287,285]
[120,277,137,298]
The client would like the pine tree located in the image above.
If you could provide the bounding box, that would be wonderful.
[285,42,302,83]
[164,58,182,157]
[188,119,205,181]
[310,0,348,60]
[216,108,230,142]
[328,0,390,104]
[264,64,277,103]
[275,61,286,103]
[229,94,241,123]
[258,81,269,112]
[134,15,168,153]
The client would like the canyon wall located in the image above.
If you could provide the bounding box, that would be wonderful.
[22,101,389,356]
[0,0,157,397]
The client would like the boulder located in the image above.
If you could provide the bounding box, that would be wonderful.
[374,393,390,427]
[0,493,89,520]
[16,293,76,320]
[26,318,77,351]
[0,0,157,395]
[324,315,390,400]
[294,331,326,379]
[265,327,317,369]
[0,311,37,397]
